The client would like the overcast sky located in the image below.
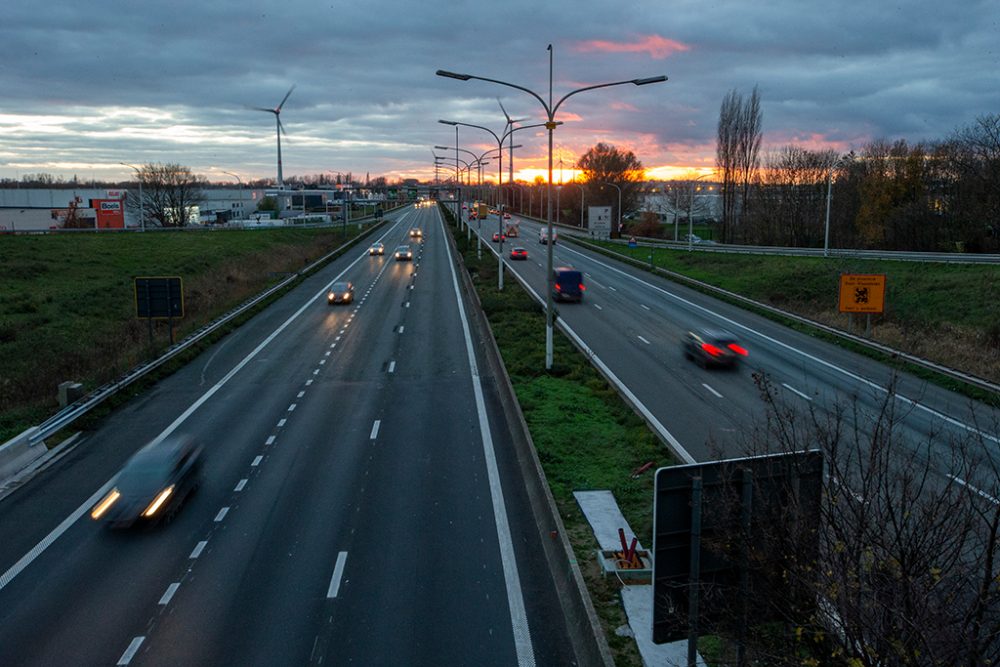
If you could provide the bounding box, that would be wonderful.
[1,0,997,184]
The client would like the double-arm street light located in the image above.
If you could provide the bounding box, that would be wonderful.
[120,162,145,231]
[438,47,667,369]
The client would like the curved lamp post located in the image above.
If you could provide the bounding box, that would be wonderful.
[598,182,622,236]
[438,48,666,369]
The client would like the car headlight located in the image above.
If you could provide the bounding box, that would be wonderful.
[90,488,121,520]
[143,485,175,517]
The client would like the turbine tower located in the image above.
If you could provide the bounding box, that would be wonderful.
[252,85,295,189]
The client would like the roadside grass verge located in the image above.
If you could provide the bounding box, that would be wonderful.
[579,239,1000,402]
[0,224,377,442]
[445,210,671,666]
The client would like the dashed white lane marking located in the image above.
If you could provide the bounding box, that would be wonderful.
[278,418,287,427]
[214,507,230,522]
[335,336,341,342]
[594,304,603,311]
[320,359,326,365]
[608,285,617,292]
[313,369,320,376]
[781,383,812,401]
[265,435,275,445]
[159,582,180,605]
[189,541,207,559]
[288,403,297,412]
[370,420,381,440]
[117,636,145,665]
[297,391,305,398]
[324,351,331,357]
[589,277,606,289]
[251,456,263,467]
[641,304,651,311]
[637,335,651,345]
[405,301,410,308]
[398,325,405,334]
[326,551,348,598]
[329,343,336,348]
[702,383,723,398]
[234,479,248,492]
[388,361,396,374]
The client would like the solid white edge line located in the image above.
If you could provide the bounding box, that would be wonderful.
[949,474,1000,504]
[0,221,409,593]
[159,582,180,605]
[369,420,381,440]
[558,242,998,445]
[326,551,348,598]
[702,383,723,398]
[214,507,229,522]
[781,382,813,401]
[189,541,207,559]
[441,209,536,666]
[117,636,145,665]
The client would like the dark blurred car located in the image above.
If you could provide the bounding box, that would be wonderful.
[552,267,585,302]
[395,245,413,260]
[510,247,528,260]
[91,435,203,529]
[409,228,423,239]
[492,232,506,242]
[327,281,354,304]
[683,329,748,368]
[369,242,385,256]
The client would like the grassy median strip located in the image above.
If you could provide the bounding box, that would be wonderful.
[444,211,672,666]
[0,224,376,442]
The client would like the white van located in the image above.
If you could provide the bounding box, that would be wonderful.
[539,228,558,245]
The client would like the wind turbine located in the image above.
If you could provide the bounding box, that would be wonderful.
[251,85,295,189]
[498,98,529,207]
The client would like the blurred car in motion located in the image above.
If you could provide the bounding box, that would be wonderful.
[90,435,203,529]
[327,281,354,305]
[503,212,511,219]
[539,228,557,244]
[395,245,413,261]
[492,232,506,242]
[409,228,423,239]
[683,329,748,368]
[552,267,585,302]
[369,242,385,256]
[509,247,528,260]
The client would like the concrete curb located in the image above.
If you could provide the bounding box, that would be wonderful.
[443,209,615,667]
[0,428,44,482]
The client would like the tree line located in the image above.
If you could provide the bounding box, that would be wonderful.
[717,88,1000,252]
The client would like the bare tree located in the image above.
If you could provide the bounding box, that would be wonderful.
[717,90,741,243]
[737,86,763,233]
[748,146,836,246]
[128,163,205,227]
[705,374,1000,665]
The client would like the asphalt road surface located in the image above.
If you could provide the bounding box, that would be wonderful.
[0,204,573,666]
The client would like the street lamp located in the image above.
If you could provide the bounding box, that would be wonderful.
[120,162,144,231]
[824,156,848,257]
[567,181,585,227]
[687,174,713,252]
[598,182,622,236]
[438,47,667,369]
[221,170,244,221]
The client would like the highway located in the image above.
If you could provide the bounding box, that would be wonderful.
[463,208,1000,479]
[0,205,572,666]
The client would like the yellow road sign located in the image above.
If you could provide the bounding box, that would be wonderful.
[838,274,886,313]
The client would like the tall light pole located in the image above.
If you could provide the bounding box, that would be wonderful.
[120,162,144,231]
[221,171,244,221]
[568,181,585,227]
[598,182,622,236]
[687,173,713,251]
[824,156,848,257]
[438,49,667,369]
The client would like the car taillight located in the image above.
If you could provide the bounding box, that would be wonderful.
[579,283,586,291]
[727,343,748,356]
[555,284,562,291]
[701,343,723,356]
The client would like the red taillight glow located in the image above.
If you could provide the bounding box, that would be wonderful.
[579,284,586,291]
[555,284,562,291]
[727,343,748,356]
[701,343,723,356]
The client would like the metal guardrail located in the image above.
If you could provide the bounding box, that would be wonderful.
[2,217,390,457]
[568,236,1000,398]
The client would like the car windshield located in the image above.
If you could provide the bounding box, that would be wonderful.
[117,452,171,495]
[331,282,350,292]
[397,246,409,252]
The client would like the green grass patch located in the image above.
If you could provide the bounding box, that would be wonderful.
[443,205,672,667]
[0,224,377,441]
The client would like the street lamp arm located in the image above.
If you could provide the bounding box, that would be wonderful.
[552,75,667,116]
[500,120,557,144]
[437,71,552,118]
[442,120,502,146]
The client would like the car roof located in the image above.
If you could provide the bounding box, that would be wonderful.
[694,328,737,340]
[331,281,352,289]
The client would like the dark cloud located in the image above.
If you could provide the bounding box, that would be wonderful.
[1,0,996,180]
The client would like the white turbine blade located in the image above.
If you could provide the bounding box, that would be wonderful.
[277,84,296,112]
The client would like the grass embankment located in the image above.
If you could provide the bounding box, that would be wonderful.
[588,240,1000,393]
[0,226,371,442]
[444,209,670,666]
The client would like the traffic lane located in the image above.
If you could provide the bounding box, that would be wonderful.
[0,217,407,574]
[516,222,1000,448]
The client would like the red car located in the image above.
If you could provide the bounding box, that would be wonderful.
[492,232,506,242]
[509,247,528,260]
